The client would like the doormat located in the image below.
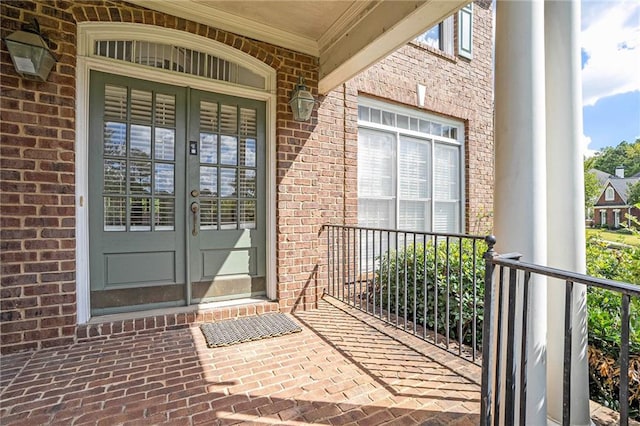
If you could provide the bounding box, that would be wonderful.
[200,313,302,348]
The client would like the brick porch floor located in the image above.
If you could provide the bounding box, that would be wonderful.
[0,298,482,425]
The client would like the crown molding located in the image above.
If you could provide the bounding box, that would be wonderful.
[127,0,320,56]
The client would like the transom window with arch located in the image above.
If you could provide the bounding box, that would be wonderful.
[93,40,266,90]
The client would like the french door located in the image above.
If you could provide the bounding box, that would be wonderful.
[89,71,266,315]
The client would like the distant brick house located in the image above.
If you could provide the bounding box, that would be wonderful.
[593,167,640,229]
[0,0,493,354]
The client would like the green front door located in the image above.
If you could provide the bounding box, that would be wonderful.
[89,71,266,315]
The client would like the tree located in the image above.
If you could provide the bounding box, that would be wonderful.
[591,139,640,177]
[584,169,602,217]
[628,181,640,206]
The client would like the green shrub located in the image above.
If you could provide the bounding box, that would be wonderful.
[586,234,640,419]
[374,238,486,348]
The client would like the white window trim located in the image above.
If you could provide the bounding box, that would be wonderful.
[600,210,607,226]
[605,186,615,201]
[357,97,465,233]
[76,23,277,323]
[613,210,620,227]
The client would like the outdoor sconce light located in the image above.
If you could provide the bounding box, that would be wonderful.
[289,76,315,121]
[4,19,57,81]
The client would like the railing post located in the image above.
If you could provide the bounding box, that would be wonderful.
[480,235,497,425]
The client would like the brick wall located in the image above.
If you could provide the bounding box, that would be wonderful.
[1,0,493,353]
[1,1,78,353]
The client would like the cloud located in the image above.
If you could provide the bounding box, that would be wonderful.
[582,133,598,158]
[581,0,640,106]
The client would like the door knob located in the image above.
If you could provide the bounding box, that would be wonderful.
[191,202,199,236]
[191,190,199,198]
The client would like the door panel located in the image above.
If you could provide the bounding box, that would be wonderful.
[89,71,266,315]
[188,90,266,303]
[89,71,187,315]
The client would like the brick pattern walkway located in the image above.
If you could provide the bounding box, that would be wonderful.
[0,298,481,425]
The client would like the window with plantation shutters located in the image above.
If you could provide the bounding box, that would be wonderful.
[357,99,463,234]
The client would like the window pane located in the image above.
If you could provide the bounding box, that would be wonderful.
[155,128,175,161]
[220,168,237,197]
[434,144,459,200]
[220,199,237,229]
[358,128,395,197]
[154,198,174,231]
[382,111,395,126]
[104,197,126,231]
[417,24,440,49]
[397,115,409,129]
[239,169,256,198]
[400,137,430,199]
[200,101,218,132]
[358,198,395,229]
[200,199,218,229]
[104,160,126,194]
[399,200,429,232]
[200,133,218,164]
[130,90,152,123]
[370,108,381,124]
[130,161,151,194]
[220,135,238,166]
[104,122,126,157]
[154,163,174,195]
[430,122,443,137]
[434,201,459,233]
[239,108,256,136]
[240,200,256,229]
[130,125,151,158]
[358,106,370,121]
[130,197,151,231]
[104,85,127,121]
[155,93,175,126]
[240,138,256,167]
[200,166,217,196]
[220,104,238,134]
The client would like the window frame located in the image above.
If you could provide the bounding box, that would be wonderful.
[458,4,473,59]
[415,16,454,55]
[357,98,465,233]
[605,186,615,201]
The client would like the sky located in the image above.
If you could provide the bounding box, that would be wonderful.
[581,0,640,156]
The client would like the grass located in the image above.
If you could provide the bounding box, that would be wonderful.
[586,228,640,246]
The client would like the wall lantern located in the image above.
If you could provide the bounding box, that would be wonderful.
[4,19,57,81]
[288,76,315,122]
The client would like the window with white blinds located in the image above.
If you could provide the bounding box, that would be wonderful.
[357,100,463,234]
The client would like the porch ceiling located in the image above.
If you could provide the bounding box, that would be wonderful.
[127,0,468,93]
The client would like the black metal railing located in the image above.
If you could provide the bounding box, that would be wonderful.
[323,224,487,364]
[480,235,639,426]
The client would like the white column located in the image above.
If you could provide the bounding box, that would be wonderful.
[494,0,547,424]
[545,1,591,425]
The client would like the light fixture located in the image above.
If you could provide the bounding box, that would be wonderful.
[4,19,57,81]
[288,76,315,122]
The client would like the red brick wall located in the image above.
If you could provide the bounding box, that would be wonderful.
[1,1,78,353]
[1,0,493,353]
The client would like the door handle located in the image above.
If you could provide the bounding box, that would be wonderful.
[190,202,199,236]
